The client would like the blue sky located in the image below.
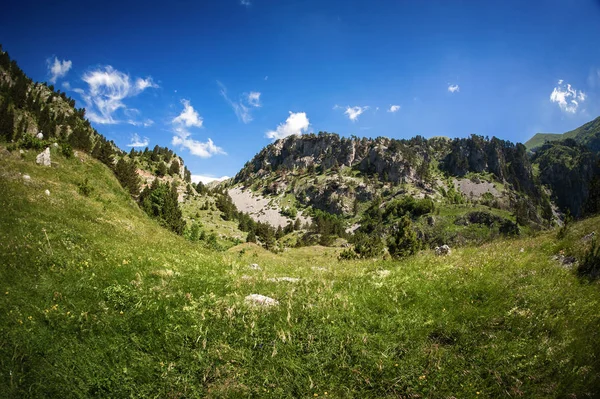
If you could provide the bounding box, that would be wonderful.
[2,0,600,181]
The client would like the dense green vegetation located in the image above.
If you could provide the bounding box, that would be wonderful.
[2,145,600,398]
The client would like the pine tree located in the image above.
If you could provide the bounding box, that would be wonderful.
[69,126,92,152]
[387,214,420,259]
[15,117,25,142]
[169,160,180,176]
[0,101,12,141]
[246,229,257,243]
[184,167,191,183]
[156,161,167,177]
[5,108,15,142]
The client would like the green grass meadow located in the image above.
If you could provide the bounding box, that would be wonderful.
[1,147,599,398]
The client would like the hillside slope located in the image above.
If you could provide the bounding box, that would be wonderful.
[525,116,600,151]
[2,145,600,398]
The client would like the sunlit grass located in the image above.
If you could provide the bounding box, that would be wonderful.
[1,147,599,398]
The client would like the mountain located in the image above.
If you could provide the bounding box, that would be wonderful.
[224,132,556,252]
[525,116,600,151]
[527,117,600,217]
[2,45,600,398]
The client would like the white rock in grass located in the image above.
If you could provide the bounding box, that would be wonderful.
[36,132,43,139]
[267,277,300,283]
[44,189,50,196]
[36,148,51,167]
[53,143,58,148]
[22,174,31,181]
[245,294,279,307]
[375,270,390,278]
[248,263,261,270]
[435,245,451,256]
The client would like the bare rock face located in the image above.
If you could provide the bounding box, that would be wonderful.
[36,148,51,167]
[435,245,451,256]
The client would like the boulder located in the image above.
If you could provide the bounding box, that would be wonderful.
[435,245,451,256]
[248,263,261,270]
[36,148,51,167]
[44,189,50,196]
[244,294,279,307]
[22,174,31,181]
[36,132,43,139]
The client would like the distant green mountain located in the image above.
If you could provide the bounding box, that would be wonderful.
[525,116,600,151]
[524,133,564,150]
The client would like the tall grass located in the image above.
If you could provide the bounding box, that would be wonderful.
[1,146,599,398]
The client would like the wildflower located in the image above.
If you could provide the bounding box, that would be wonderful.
[419,375,426,380]
[27,316,32,321]
[4,291,8,295]
[120,311,124,315]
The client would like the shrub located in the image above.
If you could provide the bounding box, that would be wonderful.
[353,232,384,258]
[338,248,359,260]
[281,206,298,219]
[19,134,45,151]
[578,239,600,280]
[61,143,73,158]
[387,214,420,258]
[77,178,93,197]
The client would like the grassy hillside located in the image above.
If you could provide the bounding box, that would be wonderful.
[524,133,564,150]
[525,116,600,150]
[1,145,600,398]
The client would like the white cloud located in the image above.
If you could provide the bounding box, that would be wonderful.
[332,104,342,110]
[127,119,154,127]
[344,106,369,121]
[240,0,251,6]
[172,136,225,158]
[62,81,71,90]
[75,66,158,124]
[173,99,204,127]
[135,77,158,91]
[47,57,72,84]
[171,100,225,158]
[388,105,401,113]
[550,80,586,113]
[218,82,259,124]
[448,84,460,93]
[247,91,261,107]
[126,133,149,148]
[191,175,230,184]
[264,76,269,81]
[266,111,310,140]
